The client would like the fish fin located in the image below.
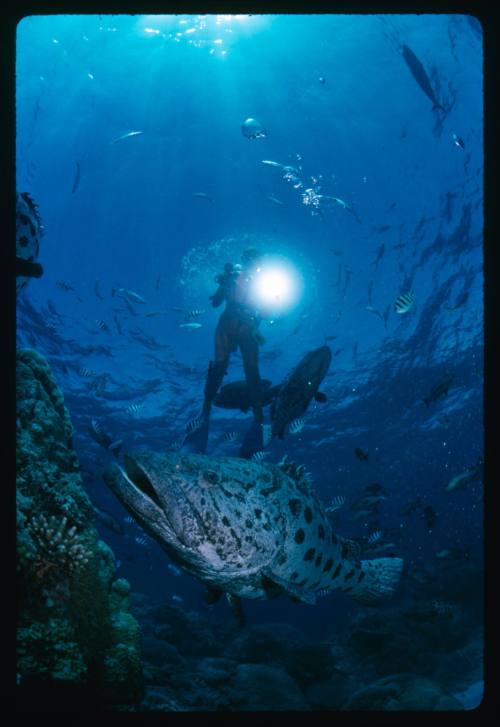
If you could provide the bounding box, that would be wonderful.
[181,417,209,454]
[204,586,223,605]
[16,258,43,279]
[226,593,245,627]
[314,391,327,403]
[262,568,317,604]
[239,422,264,459]
[338,536,362,561]
[349,557,404,604]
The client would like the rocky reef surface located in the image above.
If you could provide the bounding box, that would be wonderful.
[16,349,144,710]
[129,588,481,712]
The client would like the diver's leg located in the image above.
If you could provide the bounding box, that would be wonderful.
[182,318,229,454]
[238,330,265,458]
[241,333,263,422]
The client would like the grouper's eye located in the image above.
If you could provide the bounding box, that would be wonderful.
[124,456,162,508]
[203,470,219,485]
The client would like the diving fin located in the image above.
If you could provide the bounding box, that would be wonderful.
[16,257,43,279]
[239,421,264,459]
[181,416,209,454]
[226,593,246,627]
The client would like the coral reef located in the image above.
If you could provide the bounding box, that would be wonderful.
[126,588,480,712]
[16,349,144,709]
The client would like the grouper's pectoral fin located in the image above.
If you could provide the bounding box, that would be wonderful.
[226,593,246,627]
[262,568,317,605]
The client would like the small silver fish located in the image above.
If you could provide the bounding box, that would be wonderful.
[325,495,346,513]
[267,194,284,206]
[179,322,203,330]
[394,291,415,314]
[289,418,305,435]
[171,595,184,603]
[111,130,143,144]
[167,564,182,577]
[223,431,238,443]
[452,133,465,150]
[79,367,97,377]
[125,403,144,416]
[113,288,146,305]
[193,192,213,202]
[261,160,284,168]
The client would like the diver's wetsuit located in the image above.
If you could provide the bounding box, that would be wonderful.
[204,265,264,423]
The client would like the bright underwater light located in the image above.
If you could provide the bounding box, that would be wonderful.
[250,259,302,313]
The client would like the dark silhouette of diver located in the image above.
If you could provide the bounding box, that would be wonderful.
[183,248,267,457]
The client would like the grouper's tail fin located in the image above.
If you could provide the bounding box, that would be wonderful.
[348,557,403,604]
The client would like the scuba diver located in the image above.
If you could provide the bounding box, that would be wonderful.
[183,248,268,458]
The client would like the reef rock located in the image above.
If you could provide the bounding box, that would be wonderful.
[231,663,310,711]
[16,349,144,708]
[344,673,465,710]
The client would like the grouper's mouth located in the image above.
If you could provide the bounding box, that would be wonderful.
[104,455,206,555]
[123,455,163,510]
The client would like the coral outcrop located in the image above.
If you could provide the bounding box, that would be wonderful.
[16,349,144,709]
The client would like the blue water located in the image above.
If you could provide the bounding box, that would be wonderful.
[16,14,483,639]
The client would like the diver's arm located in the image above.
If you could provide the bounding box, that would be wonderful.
[209,285,225,308]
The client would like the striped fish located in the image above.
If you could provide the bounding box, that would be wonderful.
[56,280,74,291]
[96,319,110,332]
[262,424,273,447]
[186,415,204,434]
[325,495,346,513]
[367,530,382,544]
[166,439,183,452]
[223,431,238,443]
[79,367,97,377]
[123,515,135,524]
[125,403,144,416]
[251,451,267,462]
[184,309,205,320]
[90,419,102,436]
[394,291,415,314]
[135,536,148,546]
[289,418,305,435]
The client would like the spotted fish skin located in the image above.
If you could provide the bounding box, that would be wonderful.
[271,346,331,440]
[103,452,403,605]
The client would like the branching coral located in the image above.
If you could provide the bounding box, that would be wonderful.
[27,514,92,580]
